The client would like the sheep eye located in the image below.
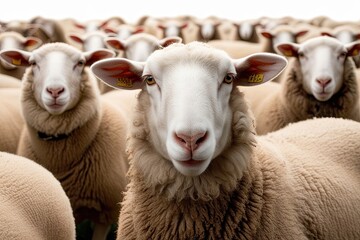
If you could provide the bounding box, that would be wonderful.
[223,73,234,84]
[143,75,156,85]
[298,52,305,58]
[339,51,347,58]
[30,61,37,66]
[77,60,85,67]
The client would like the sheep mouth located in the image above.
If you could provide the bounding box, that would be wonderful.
[178,159,205,167]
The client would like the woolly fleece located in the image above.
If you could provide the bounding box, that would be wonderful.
[0,151,76,239]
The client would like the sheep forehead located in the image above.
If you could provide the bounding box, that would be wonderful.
[0,31,25,41]
[33,42,82,59]
[127,33,158,44]
[147,42,232,74]
[300,37,344,53]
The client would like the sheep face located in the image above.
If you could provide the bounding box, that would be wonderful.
[0,43,115,115]
[91,42,287,176]
[31,50,86,115]
[277,36,360,101]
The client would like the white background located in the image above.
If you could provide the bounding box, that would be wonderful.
[2,0,359,24]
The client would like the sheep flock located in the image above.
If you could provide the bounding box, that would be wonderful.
[1,14,360,240]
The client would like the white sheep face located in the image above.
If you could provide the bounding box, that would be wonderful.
[91,42,287,176]
[30,50,85,115]
[0,43,115,115]
[277,36,360,101]
[144,55,234,176]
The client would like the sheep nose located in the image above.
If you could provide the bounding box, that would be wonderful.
[46,87,65,98]
[175,131,208,151]
[316,77,332,88]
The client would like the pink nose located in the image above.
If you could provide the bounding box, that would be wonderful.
[175,131,207,151]
[47,87,65,98]
[316,77,332,88]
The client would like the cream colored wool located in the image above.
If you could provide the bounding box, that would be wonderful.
[0,151,76,240]
[0,88,24,153]
[117,86,360,239]
[0,74,21,88]
[17,64,129,228]
[242,57,360,135]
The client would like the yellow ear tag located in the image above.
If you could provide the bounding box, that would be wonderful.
[353,49,359,56]
[248,73,264,83]
[117,78,133,88]
[284,50,293,57]
[12,58,21,65]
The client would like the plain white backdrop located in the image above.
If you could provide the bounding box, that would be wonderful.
[1,0,359,23]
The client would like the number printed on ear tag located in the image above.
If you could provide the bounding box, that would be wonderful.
[248,73,264,83]
[117,78,133,88]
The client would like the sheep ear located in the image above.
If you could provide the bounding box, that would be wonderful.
[84,49,115,66]
[158,36,182,48]
[295,30,308,38]
[260,31,273,39]
[345,41,360,57]
[0,49,31,67]
[68,33,84,44]
[234,53,287,86]
[275,42,299,57]
[105,37,126,51]
[91,58,145,90]
[23,37,42,50]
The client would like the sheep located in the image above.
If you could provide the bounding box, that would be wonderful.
[242,36,360,135]
[24,16,68,44]
[0,151,76,239]
[193,16,222,42]
[0,42,129,240]
[0,87,23,153]
[0,31,42,79]
[233,19,261,43]
[207,24,308,60]
[90,41,360,239]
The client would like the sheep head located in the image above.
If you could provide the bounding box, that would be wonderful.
[91,42,287,176]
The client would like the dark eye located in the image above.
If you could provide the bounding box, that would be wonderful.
[339,51,347,58]
[30,61,36,66]
[77,60,85,67]
[298,52,305,58]
[143,75,156,85]
[223,73,234,84]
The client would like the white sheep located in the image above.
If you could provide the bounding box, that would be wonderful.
[0,42,129,240]
[242,36,360,134]
[207,24,308,59]
[0,88,23,154]
[91,41,360,239]
[0,31,42,79]
[0,151,76,239]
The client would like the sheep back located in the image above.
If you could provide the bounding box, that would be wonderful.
[0,151,75,240]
